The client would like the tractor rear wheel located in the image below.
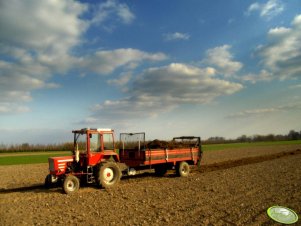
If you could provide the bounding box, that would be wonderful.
[176,161,190,177]
[97,162,121,188]
[63,175,80,194]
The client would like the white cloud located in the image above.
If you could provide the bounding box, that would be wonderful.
[247,0,284,19]
[290,84,301,89]
[203,45,243,77]
[0,60,61,104]
[228,18,235,25]
[241,70,273,83]
[92,96,176,120]
[0,103,30,114]
[0,0,88,63]
[107,72,132,86]
[89,63,243,122]
[133,63,243,103]
[163,32,190,41]
[227,102,301,119]
[248,3,261,12]
[227,108,279,118]
[116,2,135,24]
[91,0,135,25]
[257,14,301,79]
[80,48,168,75]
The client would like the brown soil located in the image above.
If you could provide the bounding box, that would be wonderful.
[0,145,301,226]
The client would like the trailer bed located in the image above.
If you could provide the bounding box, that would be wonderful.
[119,148,199,167]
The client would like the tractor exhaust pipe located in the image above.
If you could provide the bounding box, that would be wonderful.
[75,144,79,162]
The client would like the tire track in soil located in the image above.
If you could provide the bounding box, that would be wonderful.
[0,184,44,194]
[0,149,300,195]
[197,149,301,173]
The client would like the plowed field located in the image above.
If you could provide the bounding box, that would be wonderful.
[1,145,301,226]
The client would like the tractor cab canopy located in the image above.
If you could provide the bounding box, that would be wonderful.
[172,136,201,148]
[72,128,113,134]
[72,128,115,154]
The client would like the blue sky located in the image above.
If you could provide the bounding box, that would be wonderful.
[0,0,301,144]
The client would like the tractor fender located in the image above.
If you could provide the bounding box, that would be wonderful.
[102,151,120,162]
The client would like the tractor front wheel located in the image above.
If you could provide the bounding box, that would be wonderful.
[44,174,52,188]
[97,162,121,189]
[44,174,58,188]
[63,175,80,194]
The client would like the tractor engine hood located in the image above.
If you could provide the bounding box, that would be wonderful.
[48,156,74,175]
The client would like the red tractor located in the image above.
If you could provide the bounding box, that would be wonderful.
[45,128,122,194]
[45,128,202,194]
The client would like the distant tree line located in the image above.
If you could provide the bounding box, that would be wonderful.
[0,142,73,153]
[0,130,300,152]
[204,130,301,144]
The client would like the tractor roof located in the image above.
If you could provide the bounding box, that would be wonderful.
[72,128,113,133]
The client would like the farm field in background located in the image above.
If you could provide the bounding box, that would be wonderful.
[0,140,301,165]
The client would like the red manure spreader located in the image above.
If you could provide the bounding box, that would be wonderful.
[45,128,202,194]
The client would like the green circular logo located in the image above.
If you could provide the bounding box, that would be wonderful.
[267,206,298,224]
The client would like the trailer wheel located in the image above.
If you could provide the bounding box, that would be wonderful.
[63,175,80,194]
[97,162,121,188]
[154,164,168,176]
[197,151,203,168]
[176,161,190,177]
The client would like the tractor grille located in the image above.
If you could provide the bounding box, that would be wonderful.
[49,158,55,171]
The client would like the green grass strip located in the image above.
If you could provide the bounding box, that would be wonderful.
[203,140,301,152]
[0,153,69,165]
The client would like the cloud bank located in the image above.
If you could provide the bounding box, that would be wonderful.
[0,0,87,113]
[0,0,165,114]
[258,15,301,79]
[87,63,243,124]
